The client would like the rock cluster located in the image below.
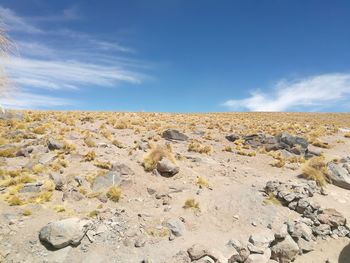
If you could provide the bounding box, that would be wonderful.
[226,132,319,158]
[327,157,350,190]
[265,180,350,239]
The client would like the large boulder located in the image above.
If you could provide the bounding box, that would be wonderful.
[39,218,91,249]
[271,235,299,263]
[92,164,133,191]
[162,129,188,141]
[327,162,350,190]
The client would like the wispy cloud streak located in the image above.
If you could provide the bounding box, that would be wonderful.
[0,5,148,109]
[223,73,350,112]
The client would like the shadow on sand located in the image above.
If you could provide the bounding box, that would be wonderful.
[339,242,350,263]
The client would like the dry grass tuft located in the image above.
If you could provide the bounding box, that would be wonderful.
[196,177,209,188]
[263,193,282,206]
[0,147,17,158]
[106,186,122,202]
[301,156,330,186]
[84,151,96,162]
[183,198,200,210]
[188,140,213,154]
[345,132,350,138]
[143,144,176,171]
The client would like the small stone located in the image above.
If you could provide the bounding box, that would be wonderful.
[166,218,185,237]
[134,238,146,248]
[157,158,180,177]
[48,138,64,150]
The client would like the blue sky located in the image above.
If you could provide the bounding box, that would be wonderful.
[1,0,350,112]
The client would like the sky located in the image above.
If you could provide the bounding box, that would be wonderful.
[0,0,350,112]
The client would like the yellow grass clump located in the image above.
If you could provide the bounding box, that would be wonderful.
[106,186,122,202]
[188,140,213,154]
[301,156,330,186]
[0,147,17,158]
[183,198,200,210]
[143,144,176,172]
[84,151,96,162]
[345,132,350,138]
[196,177,209,188]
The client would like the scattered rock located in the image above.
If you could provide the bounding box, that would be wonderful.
[225,134,239,142]
[166,218,185,237]
[271,235,299,263]
[48,138,64,151]
[156,158,180,177]
[50,172,65,191]
[317,208,346,228]
[248,230,274,254]
[39,218,91,249]
[297,238,315,253]
[92,166,132,191]
[245,248,271,263]
[327,162,350,190]
[162,129,189,141]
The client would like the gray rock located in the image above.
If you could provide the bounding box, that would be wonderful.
[169,250,191,263]
[297,238,315,253]
[291,222,313,241]
[166,218,185,237]
[50,173,65,191]
[157,158,179,177]
[227,239,249,262]
[248,230,274,254]
[245,248,271,263]
[192,256,215,263]
[39,152,57,165]
[48,138,64,150]
[277,132,309,151]
[313,224,331,236]
[327,162,350,190]
[225,134,240,142]
[39,218,91,249]
[317,208,346,228]
[19,182,42,193]
[187,244,221,262]
[271,235,299,263]
[162,129,189,141]
[336,226,350,237]
[92,165,132,191]
[275,224,288,239]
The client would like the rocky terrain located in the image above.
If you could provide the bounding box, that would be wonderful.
[1,111,350,263]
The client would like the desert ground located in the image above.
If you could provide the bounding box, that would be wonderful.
[0,111,350,263]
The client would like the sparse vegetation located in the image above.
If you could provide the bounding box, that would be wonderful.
[301,156,330,186]
[183,198,200,210]
[106,186,122,202]
[188,140,213,154]
[196,177,209,188]
[143,144,176,171]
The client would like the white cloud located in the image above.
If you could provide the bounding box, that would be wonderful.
[0,90,73,109]
[0,5,149,109]
[0,6,42,34]
[223,73,350,112]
